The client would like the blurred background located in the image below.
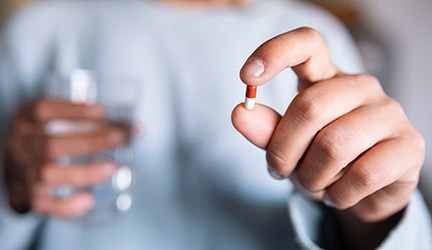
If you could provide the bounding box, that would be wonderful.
[1,0,432,205]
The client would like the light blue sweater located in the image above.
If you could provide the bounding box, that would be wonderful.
[0,0,431,249]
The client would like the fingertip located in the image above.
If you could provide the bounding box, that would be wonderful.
[132,123,146,139]
[100,162,118,178]
[240,56,266,85]
[70,193,95,216]
[231,103,248,130]
[231,102,259,133]
[231,103,281,149]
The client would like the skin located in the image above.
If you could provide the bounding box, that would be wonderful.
[2,0,425,248]
[3,99,127,217]
[232,27,424,249]
[3,0,240,221]
[2,0,247,218]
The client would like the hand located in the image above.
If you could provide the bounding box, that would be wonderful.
[231,27,425,224]
[3,99,127,217]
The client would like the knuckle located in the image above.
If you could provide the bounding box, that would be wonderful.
[352,164,378,191]
[358,73,381,89]
[383,98,405,117]
[411,131,426,154]
[406,131,426,168]
[291,91,322,124]
[348,74,384,101]
[316,131,346,162]
[299,27,323,43]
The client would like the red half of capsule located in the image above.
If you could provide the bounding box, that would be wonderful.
[246,86,257,98]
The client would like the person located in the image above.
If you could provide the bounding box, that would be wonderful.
[0,0,431,249]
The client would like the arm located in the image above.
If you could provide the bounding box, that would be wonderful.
[0,9,126,250]
[0,17,43,250]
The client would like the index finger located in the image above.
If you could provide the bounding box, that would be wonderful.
[18,98,105,122]
[239,27,340,88]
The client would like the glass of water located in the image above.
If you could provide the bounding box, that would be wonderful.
[45,69,139,224]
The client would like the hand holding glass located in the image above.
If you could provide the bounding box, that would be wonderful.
[45,69,138,224]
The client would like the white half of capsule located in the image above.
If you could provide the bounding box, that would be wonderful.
[245,97,256,110]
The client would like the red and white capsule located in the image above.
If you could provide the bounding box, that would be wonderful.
[245,85,257,110]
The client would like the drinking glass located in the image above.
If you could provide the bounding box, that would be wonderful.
[45,69,139,224]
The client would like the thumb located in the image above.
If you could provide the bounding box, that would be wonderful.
[231,103,282,149]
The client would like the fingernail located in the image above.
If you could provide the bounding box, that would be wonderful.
[77,194,95,210]
[243,57,265,78]
[323,192,338,209]
[101,163,117,177]
[267,165,284,180]
[133,123,146,139]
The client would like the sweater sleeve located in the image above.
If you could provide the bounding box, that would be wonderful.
[287,190,432,250]
[0,7,47,250]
